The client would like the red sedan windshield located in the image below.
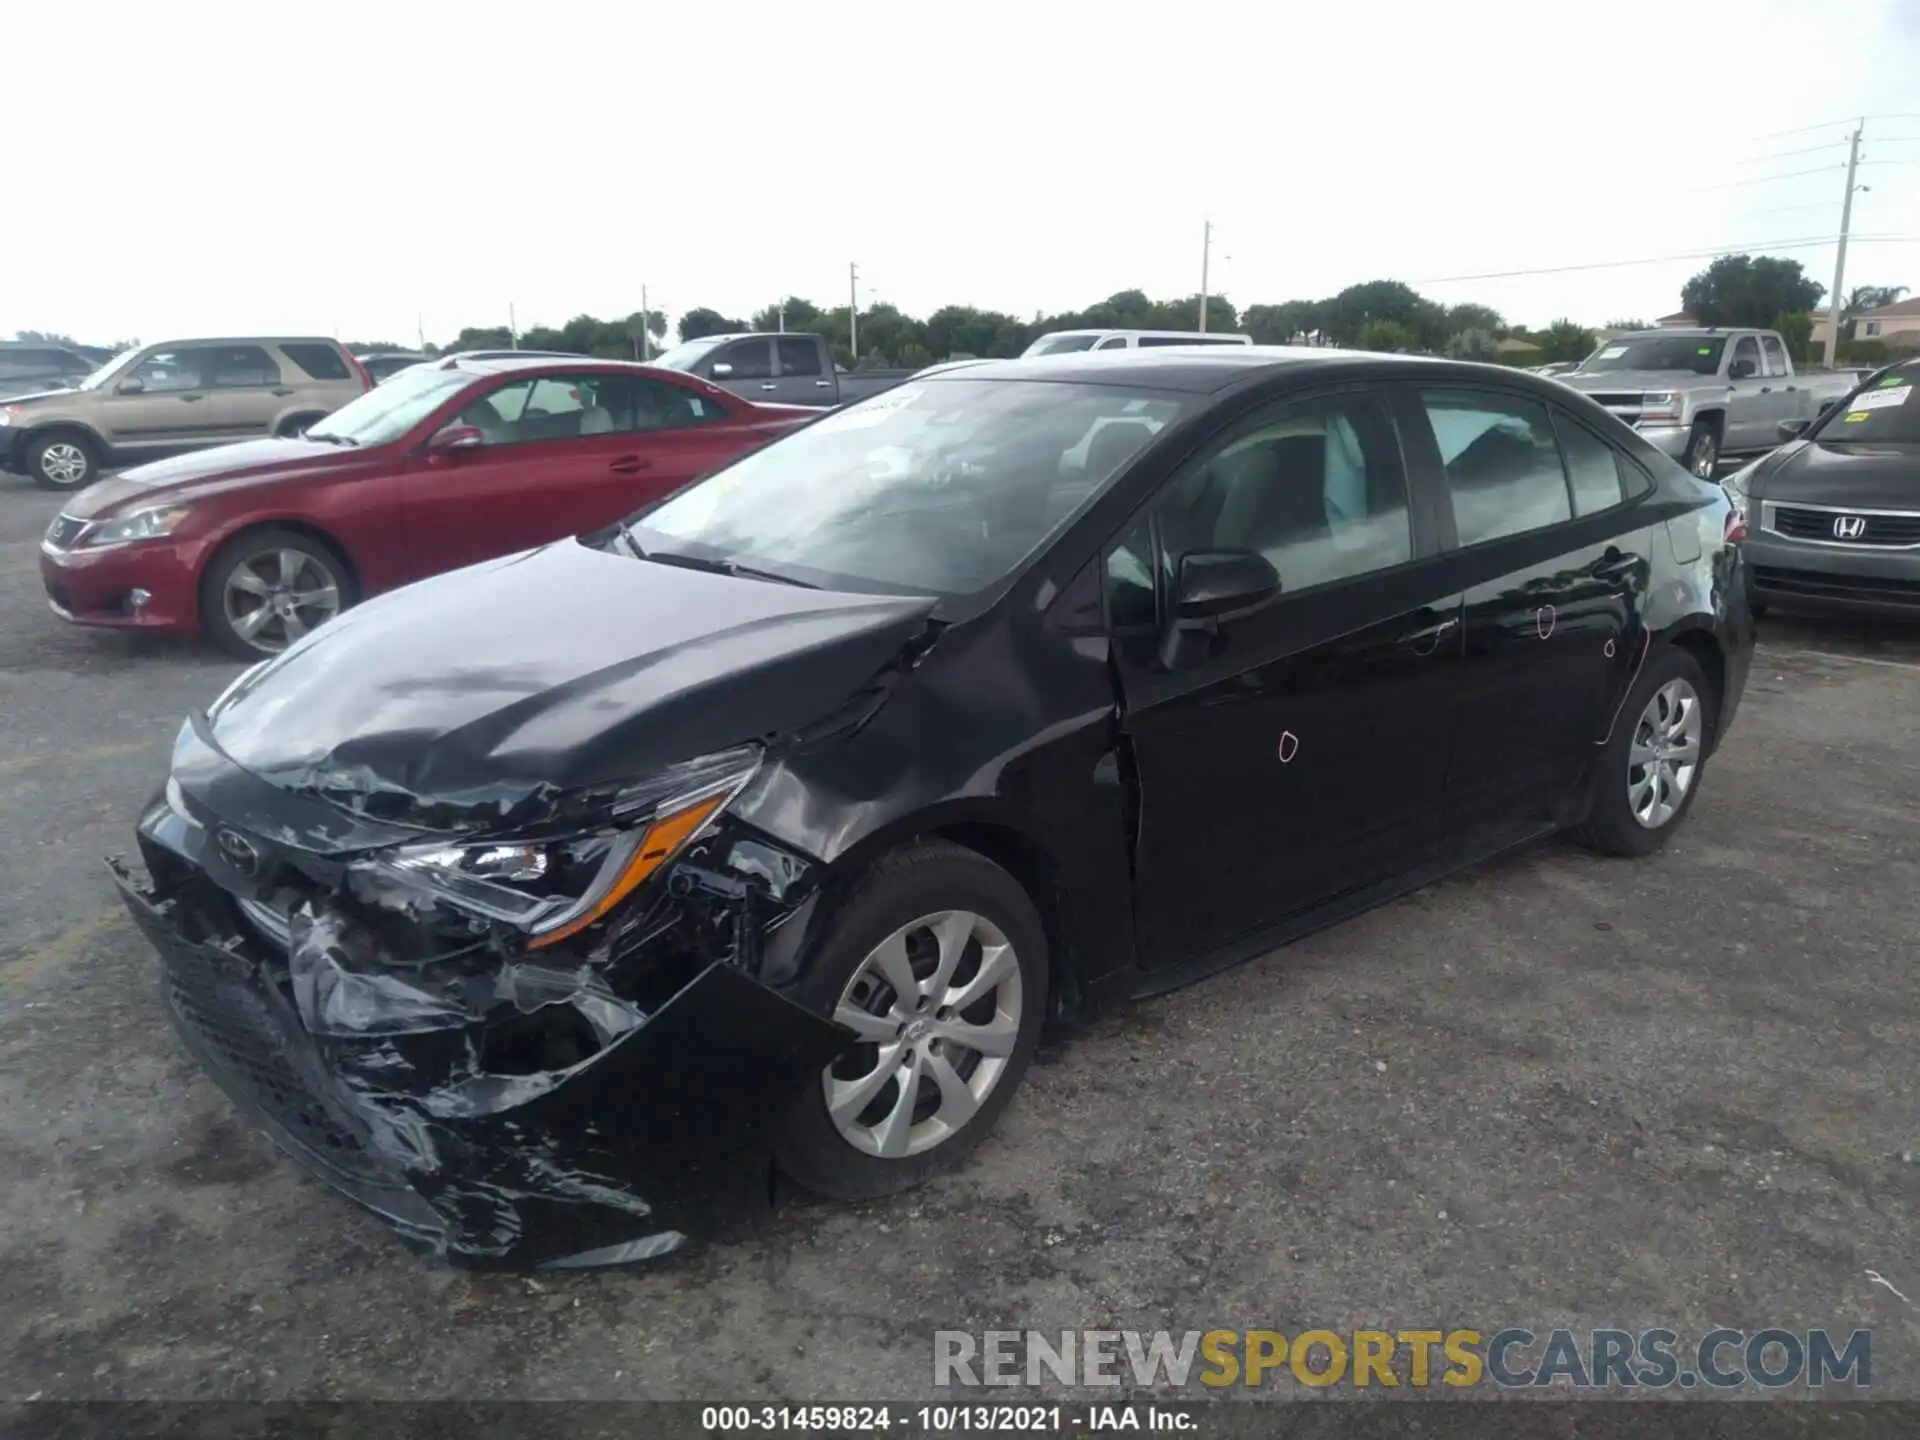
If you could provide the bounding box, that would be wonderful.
[307,366,469,445]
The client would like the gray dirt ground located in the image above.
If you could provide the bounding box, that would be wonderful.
[1,478,1916,1400]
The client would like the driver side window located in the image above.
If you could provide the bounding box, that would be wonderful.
[1104,389,1413,627]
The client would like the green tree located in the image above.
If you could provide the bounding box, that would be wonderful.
[750,296,825,333]
[1325,281,1427,345]
[15,329,78,345]
[1242,300,1327,344]
[1773,310,1815,362]
[448,326,515,353]
[1357,320,1416,353]
[1604,318,1651,332]
[1681,255,1824,329]
[1537,318,1595,364]
[1445,303,1503,336]
[677,307,748,342]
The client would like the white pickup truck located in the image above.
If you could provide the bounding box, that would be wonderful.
[1556,327,1862,477]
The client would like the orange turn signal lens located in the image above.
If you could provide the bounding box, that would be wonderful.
[525,793,729,950]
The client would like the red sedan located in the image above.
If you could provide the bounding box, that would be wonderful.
[38,354,816,657]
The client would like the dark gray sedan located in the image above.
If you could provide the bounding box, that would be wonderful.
[1730,358,1920,616]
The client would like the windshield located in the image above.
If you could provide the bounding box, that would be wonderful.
[1024,333,1103,357]
[1580,335,1727,375]
[1810,364,1920,444]
[306,365,470,444]
[634,379,1186,597]
[75,348,139,391]
[649,336,728,372]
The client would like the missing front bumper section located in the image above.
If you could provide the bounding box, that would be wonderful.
[112,863,847,1269]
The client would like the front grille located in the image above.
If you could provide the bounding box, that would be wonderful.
[144,919,393,1186]
[1588,392,1642,409]
[1752,566,1920,606]
[43,513,86,550]
[1771,505,1920,546]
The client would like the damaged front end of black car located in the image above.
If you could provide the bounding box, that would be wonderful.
[112,542,948,1269]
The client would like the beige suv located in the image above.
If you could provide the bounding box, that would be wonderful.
[0,337,370,490]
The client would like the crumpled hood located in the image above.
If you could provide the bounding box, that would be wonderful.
[62,438,360,519]
[208,539,938,826]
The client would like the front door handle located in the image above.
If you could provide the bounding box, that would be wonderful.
[272,386,295,397]
[178,393,204,402]
[760,383,779,392]
[1759,386,1773,394]
[609,456,653,475]
[814,379,833,388]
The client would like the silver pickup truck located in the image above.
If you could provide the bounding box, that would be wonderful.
[650,332,916,408]
[1556,327,1860,477]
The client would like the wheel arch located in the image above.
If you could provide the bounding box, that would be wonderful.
[200,515,364,600]
[20,420,109,459]
[1662,621,1728,750]
[1689,407,1726,436]
[814,801,1084,1024]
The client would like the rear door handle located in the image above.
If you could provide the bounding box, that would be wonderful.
[1401,616,1459,655]
[814,380,833,388]
[609,456,653,475]
[272,386,295,397]
[759,383,778,392]
[178,393,204,402]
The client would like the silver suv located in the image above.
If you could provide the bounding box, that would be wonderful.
[0,337,370,490]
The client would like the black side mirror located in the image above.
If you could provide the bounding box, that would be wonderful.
[1158,549,1280,669]
[1777,418,1810,441]
[1729,359,1757,380]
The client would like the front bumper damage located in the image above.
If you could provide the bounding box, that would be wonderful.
[117,734,850,1270]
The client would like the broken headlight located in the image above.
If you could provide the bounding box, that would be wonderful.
[357,745,762,948]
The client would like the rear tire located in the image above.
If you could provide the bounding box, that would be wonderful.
[1573,645,1717,858]
[28,431,100,491]
[1682,419,1720,479]
[774,841,1048,1201]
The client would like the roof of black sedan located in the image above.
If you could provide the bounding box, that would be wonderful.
[924,345,1451,393]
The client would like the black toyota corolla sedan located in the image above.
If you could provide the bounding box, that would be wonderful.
[114,347,1753,1268]
[1728,357,1920,616]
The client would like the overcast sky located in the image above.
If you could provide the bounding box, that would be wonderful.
[11,1,1920,347]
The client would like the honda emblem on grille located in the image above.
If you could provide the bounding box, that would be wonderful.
[215,828,262,878]
[1833,514,1868,540]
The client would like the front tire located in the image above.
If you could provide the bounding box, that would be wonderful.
[1574,645,1716,857]
[28,432,100,491]
[198,527,353,659]
[1682,420,1720,479]
[775,841,1048,1201]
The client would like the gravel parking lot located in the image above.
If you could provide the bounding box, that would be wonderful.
[2,477,1916,1401]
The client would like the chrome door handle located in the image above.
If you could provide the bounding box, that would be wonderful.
[814,380,833,388]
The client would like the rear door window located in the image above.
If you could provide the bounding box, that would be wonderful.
[280,342,353,381]
[1554,414,1630,516]
[1760,334,1790,378]
[1419,389,1573,545]
[203,344,281,388]
[775,337,822,377]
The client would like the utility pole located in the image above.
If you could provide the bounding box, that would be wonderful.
[416,312,425,351]
[1198,219,1211,333]
[778,300,787,333]
[509,303,518,350]
[640,283,650,360]
[849,262,860,364]
[1823,121,1864,368]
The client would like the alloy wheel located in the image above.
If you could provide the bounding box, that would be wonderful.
[824,910,1023,1159]
[1689,433,1718,478]
[39,443,89,487]
[1628,677,1703,828]
[222,546,342,653]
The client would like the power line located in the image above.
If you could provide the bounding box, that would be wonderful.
[1725,140,1850,165]
[1692,163,1845,191]
[1413,235,1919,286]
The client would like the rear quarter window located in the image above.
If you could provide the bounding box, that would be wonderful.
[279,343,354,381]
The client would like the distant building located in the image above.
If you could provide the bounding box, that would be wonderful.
[1855,297,1920,351]
[1654,311,1697,328]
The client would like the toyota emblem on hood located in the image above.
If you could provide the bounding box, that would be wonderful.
[214,827,263,877]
